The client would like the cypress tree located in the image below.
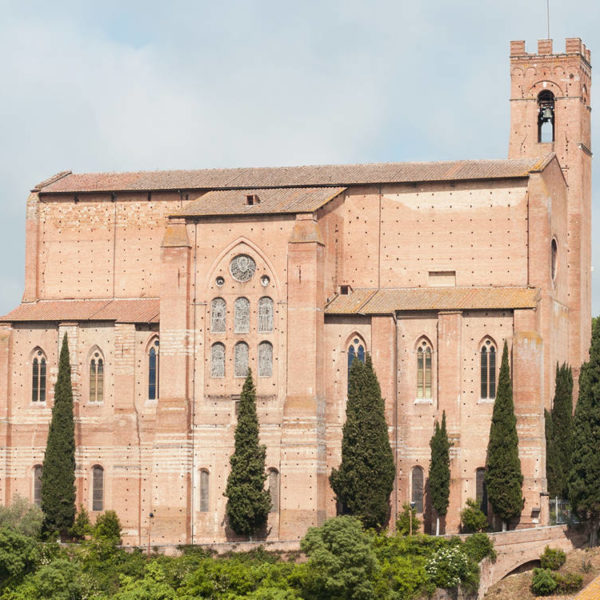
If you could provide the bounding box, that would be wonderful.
[330,354,396,529]
[552,363,574,498]
[225,370,271,537]
[41,334,76,539]
[545,408,562,498]
[569,317,600,546]
[429,411,451,535]
[485,341,524,530]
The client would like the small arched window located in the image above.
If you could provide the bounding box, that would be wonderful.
[148,338,159,400]
[89,351,104,403]
[199,469,209,512]
[258,297,274,332]
[33,465,42,507]
[416,339,432,400]
[234,297,250,333]
[211,343,226,378]
[476,467,488,516]
[411,466,424,513]
[211,298,226,333]
[258,341,273,377]
[92,465,104,511]
[234,342,249,378]
[268,468,280,513]
[32,349,47,403]
[480,339,497,400]
[538,90,555,143]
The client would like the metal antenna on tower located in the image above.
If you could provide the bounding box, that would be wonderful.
[546,0,550,40]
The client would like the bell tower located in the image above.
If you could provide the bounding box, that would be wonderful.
[509,38,592,371]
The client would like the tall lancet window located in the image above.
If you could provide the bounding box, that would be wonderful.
[211,298,226,333]
[416,339,432,400]
[234,342,249,378]
[211,343,226,378]
[89,351,104,403]
[480,338,497,400]
[32,349,47,403]
[258,341,273,377]
[148,338,159,400]
[538,90,555,143]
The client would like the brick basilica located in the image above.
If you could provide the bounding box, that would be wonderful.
[0,38,592,544]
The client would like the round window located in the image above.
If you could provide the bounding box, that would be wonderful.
[230,255,256,282]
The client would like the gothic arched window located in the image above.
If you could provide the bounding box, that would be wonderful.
[211,298,226,333]
[32,349,47,403]
[92,465,104,511]
[258,341,273,377]
[416,339,432,400]
[480,338,497,400]
[268,468,280,513]
[411,466,424,513]
[347,337,366,373]
[476,467,488,516]
[148,338,159,400]
[33,465,42,507]
[258,297,274,332]
[199,469,209,512]
[234,342,249,378]
[234,297,250,333]
[211,343,226,378]
[89,351,104,403]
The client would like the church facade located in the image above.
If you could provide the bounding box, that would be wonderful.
[0,38,591,544]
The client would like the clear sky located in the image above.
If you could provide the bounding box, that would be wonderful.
[1,1,599,314]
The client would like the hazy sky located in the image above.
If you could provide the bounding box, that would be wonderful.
[1,1,599,314]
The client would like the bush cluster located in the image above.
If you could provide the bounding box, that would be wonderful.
[530,546,582,596]
[0,509,498,600]
[540,546,566,570]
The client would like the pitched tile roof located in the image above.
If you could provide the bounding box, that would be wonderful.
[177,187,346,217]
[325,287,540,314]
[34,157,547,194]
[0,299,159,323]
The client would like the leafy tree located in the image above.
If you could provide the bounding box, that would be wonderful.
[429,411,451,535]
[41,334,76,539]
[0,528,41,590]
[93,510,122,546]
[569,317,600,546]
[0,495,43,538]
[485,341,524,530]
[460,499,488,534]
[396,503,421,536]
[70,505,92,541]
[300,516,379,600]
[330,355,396,529]
[225,370,271,537]
[548,364,574,498]
[544,409,561,499]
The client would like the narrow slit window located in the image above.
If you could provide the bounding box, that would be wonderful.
[268,468,280,513]
[33,465,42,507]
[417,340,432,399]
[411,466,424,513]
[148,339,159,400]
[476,467,488,515]
[92,465,104,511]
[200,469,209,512]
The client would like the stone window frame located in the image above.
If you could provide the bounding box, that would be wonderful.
[199,469,209,512]
[210,342,226,378]
[234,341,249,378]
[234,297,251,334]
[31,347,47,404]
[147,337,160,401]
[258,341,273,378]
[210,297,227,333]
[258,296,274,333]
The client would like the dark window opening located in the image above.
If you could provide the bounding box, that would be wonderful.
[538,90,555,143]
[148,339,159,400]
[476,467,488,515]
[412,466,424,513]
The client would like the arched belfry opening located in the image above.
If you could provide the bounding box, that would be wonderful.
[538,90,555,143]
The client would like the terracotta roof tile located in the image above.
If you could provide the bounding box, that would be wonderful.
[325,287,539,314]
[35,157,547,194]
[178,187,346,217]
[0,299,159,323]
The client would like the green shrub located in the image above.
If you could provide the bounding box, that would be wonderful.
[70,505,92,541]
[425,546,470,589]
[462,533,496,563]
[396,504,421,535]
[555,571,584,593]
[460,498,488,533]
[531,568,558,595]
[93,510,122,545]
[540,546,566,570]
[0,495,44,538]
